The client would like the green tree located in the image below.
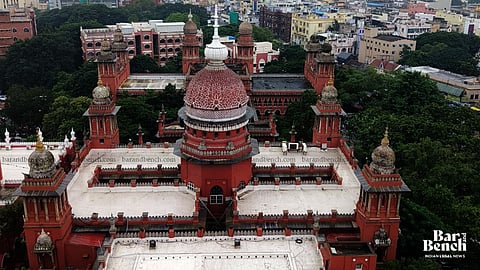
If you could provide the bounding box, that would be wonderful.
[5,85,52,134]
[276,89,317,141]
[42,96,91,140]
[130,54,161,73]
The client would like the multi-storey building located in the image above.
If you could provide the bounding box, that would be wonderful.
[253,41,280,73]
[80,20,203,65]
[392,15,432,39]
[291,13,335,45]
[0,7,36,57]
[358,27,416,64]
[318,32,356,56]
[259,5,292,43]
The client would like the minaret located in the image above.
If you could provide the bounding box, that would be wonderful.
[311,78,342,148]
[237,18,254,75]
[83,79,121,148]
[176,6,258,217]
[14,131,74,270]
[355,129,410,262]
[96,30,129,100]
[304,35,335,95]
[182,11,200,74]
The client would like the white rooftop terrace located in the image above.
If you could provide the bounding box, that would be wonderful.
[242,146,361,215]
[104,235,323,270]
[68,145,360,218]
[68,148,191,218]
[0,142,66,184]
[118,74,185,93]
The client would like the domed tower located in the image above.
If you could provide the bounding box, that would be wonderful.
[304,34,335,95]
[83,79,121,148]
[96,32,129,100]
[237,19,254,76]
[175,6,258,217]
[311,78,342,148]
[182,11,200,74]
[15,132,74,270]
[355,128,410,262]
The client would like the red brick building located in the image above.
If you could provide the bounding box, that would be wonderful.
[0,8,409,270]
[0,7,36,57]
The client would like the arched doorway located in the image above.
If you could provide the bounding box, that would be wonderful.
[209,185,223,205]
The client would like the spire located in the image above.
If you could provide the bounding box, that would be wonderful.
[188,9,192,20]
[36,128,44,150]
[381,127,389,146]
[204,5,228,65]
[327,75,334,86]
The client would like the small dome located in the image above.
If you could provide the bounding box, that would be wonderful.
[370,128,395,174]
[239,21,253,35]
[97,38,116,62]
[321,78,338,103]
[92,79,111,105]
[184,20,198,35]
[112,27,127,52]
[35,229,53,251]
[28,138,55,179]
[184,67,248,122]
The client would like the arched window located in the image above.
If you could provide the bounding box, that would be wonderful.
[12,28,17,32]
[160,48,166,53]
[210,186,223,204]
[144,44,151,49]
[167,48,173,52]
[128,40,134,45]
[160,39,166,43]
[144,35,150,40]
[128,50,135,54]
[87,42,93,47]
[23,27,29,32]
[95,42,101,47]
[167,39,173,43]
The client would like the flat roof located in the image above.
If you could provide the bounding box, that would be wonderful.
[118,74,185,91]
[0,143,64,183]
[105,236,323,270]
[376,35,404,41]
[240,147,360,215]
[251,74,309,91]
[68,148,193,218]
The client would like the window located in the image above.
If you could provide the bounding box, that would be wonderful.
[160,39,166,43]
[128,40,134,45]
[144,44,151,49]
[12,28,17,32]
[87,42,93,47]
[187,182,195,191]
[168,48,173,52]
[100,138,105,144]
[95,42,101,47]
[356,264,362,270]
[144,35,150,40]
[128,50,135,54]
[23,27,29,32]
[475,94,479,99]
[210,186,223,204]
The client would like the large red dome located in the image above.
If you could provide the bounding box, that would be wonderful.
[184,66,248,121]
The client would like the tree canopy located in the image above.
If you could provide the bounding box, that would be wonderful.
[336,66,480,268]
[399,32,480,76]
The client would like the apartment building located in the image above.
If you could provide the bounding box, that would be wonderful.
[259,5,292,43]
[291,13,335,45]
[80,20,203,65]
[358,27,415,64]
[0,7,36,57]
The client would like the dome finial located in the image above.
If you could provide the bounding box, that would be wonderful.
[204,5,228,64]
[381,127,389,146]
[327,75,334,86]
[97,78,103,86]
[188,9,193,20]
[36,128,44,150]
